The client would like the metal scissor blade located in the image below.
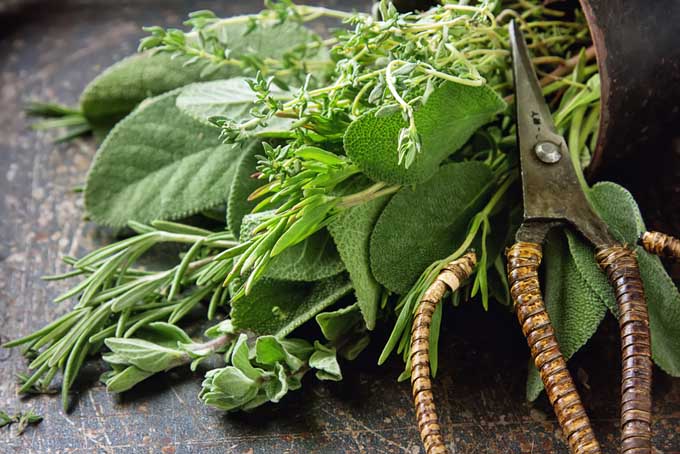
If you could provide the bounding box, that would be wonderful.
[509,20,614,248]
[509,20,558,137]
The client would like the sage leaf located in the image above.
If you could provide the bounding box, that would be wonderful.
[344,82,505,185]
[104,338,187,373]
[230,274,352,338]
[567,182,680,376]
[526,230,607,401]
[370,161,494,293]
[80,21,324,136]
[80,53,236,137]
[227,144,262,237]
[85,90,255,227]
[328,185,391,329]
[176,78,292,129]
[309,341,342,381]
[241,212,345,281]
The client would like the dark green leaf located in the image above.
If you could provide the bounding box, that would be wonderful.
[526,230,607,401]
[230,274,352,338]
[567,182,680,377]
[85,90,256,227]
[370,161,494,293]
[344,82,505,185]
[328,187,390,329]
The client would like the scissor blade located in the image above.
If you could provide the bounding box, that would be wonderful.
[509,20,558,136]
[508,20,614,248]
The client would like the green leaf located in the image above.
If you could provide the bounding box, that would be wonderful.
[230,334,264,381]
[309,341,342,381]
[526,230,607,401]
[176,78,292,128]
[328,187,391,329]
[263,363,289,403]
[567,182,680,376]
[230,274,352,338]
[80,53,236,137]
[103,365,155,393]
[316,304,370,361]
[104,338,186,373]
[80,21,324,136]
[241,212,345,281]
[344,82,505,185]
[255,336,306,371]
[84,90,255,227]
[201,366,260,411]
[370,161,494,294]
[227,144,262,237]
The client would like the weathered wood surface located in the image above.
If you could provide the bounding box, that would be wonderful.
[0,1,678,453]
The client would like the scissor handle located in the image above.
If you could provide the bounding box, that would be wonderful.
[410,252,477,454]
[596,245,653,454]
[507,242,601,454]
[641,230,680,260]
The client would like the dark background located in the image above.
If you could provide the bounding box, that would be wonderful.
[0,1,678,453]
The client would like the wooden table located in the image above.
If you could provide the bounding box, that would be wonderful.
[1,1,678,453]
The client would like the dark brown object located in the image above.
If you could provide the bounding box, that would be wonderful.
[595,246,653,454]
[580,0,680,238]
[507,242,601,454]
[410,252,477,454]
[640,231,680,260]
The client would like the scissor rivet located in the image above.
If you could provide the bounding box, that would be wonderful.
[534,142,561,163]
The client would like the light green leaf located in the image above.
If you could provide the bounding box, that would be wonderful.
[370,161,494,294]
[227,144,262,237]
[103,365,155,393]
[262,363,290,404]
[344,82,505,185]
[230,334,264,381]
[526,230,607,401]
[80,21,324,136]
[316,303,370,360]
[104,338,186,373]
[241,212,345,281]
[84,90,256,227]
[309,341,342,381]
[328,185,391,329]
[255,336,306,371]
[230,274,352,338]
[176,78,292,127]
[201,366,260,411]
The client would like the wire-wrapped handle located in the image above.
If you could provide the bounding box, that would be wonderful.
[410,252,477,454]
[641,230,680,260]
[596,246,652,454]
[507,242,601,454]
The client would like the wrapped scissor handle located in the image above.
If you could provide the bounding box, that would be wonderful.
[596,245,652,454]
[507,242,601,454]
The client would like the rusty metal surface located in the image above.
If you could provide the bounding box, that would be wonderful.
[0,1,679,453]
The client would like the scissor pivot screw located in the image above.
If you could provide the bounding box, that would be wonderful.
[534,142,561,163]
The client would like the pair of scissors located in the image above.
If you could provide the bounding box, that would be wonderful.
[409,19,680,454]
[506,20,653,454]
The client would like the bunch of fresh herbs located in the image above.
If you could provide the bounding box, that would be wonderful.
[8,0,680,419]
